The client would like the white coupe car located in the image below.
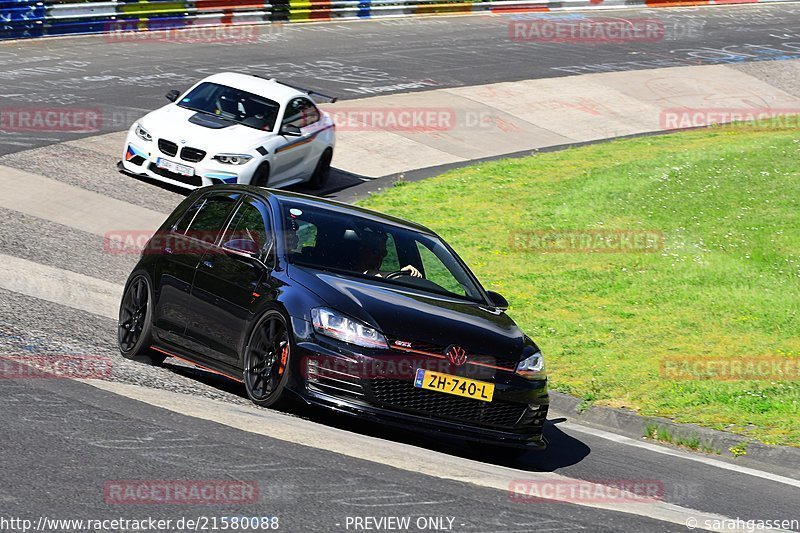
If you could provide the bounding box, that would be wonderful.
[120,72,336,190]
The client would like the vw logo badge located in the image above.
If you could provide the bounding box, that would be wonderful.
[445,345,468,366]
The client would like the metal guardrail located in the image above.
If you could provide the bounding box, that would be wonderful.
[0,0,792,41]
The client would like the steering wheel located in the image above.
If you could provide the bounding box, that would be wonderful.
[385,270,409,280]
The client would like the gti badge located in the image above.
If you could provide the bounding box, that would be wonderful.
[445,345,467,366]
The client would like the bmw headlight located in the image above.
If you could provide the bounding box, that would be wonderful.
[213,154,253,165]
[516,351,545,378]
[134,123,152,142]
[311,308,388,349]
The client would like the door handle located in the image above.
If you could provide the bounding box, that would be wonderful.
[202,260,214,269]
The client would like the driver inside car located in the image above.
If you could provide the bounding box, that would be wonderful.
[356,230,422,279]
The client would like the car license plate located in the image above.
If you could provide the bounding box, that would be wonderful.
[414,368,494,402]
[156,157,194,177]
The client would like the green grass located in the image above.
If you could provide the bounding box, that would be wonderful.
[643,423,720,455]
[358,123,800,447]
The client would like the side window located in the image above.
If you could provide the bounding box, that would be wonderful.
[293,220,317,252]
[282,98,320,128]
[283,208,317,256]
[380,234,400,271]
[416,242,467,296]
[173,199,204,235]
[174,193,239,244]
[222,197,272,252]
[303,99,320,125]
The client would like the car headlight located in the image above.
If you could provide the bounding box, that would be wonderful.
[516,351,545,378]
[134,123,152,142]
[311,308,388,349]
[213,154,253,165]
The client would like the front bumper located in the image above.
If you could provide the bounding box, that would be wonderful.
[290,337,549,450]
[121,136,257,189]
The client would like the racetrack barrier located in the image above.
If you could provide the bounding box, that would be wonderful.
[1,0,795,41]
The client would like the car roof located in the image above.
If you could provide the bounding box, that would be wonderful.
[200,184,436,235]
[199,72,307,104]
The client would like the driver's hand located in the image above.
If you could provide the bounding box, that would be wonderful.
[401,265,422,278]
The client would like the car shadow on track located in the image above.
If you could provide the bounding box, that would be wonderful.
[161,361,591,472]
[121,166,369,199]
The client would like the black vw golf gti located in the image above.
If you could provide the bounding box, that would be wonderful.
[118,185,549,450]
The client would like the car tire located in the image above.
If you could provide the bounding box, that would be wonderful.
[251,162,270,187]
[117,272,165,365]
[308,148,332,190]
[243,309,293,408]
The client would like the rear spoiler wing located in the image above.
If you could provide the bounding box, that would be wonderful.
[252,75,338,103]
[278,80,338,103]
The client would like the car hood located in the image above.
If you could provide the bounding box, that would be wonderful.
[289,265,527,363]
[140,105,272,152]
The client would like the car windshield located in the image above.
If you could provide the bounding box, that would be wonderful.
[177,82,280,131]
[281,202,486,303]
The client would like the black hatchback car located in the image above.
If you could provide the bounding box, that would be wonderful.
[118,185,549,450]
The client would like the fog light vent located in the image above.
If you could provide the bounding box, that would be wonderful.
[307,359,320,383]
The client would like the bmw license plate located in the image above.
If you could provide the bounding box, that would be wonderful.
[414,368,494,402]
[156,157,194,177]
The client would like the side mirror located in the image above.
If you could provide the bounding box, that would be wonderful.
[279,123,302,137]
[222,238,260,258]
[166,90,180,102]
[486,290,509,311]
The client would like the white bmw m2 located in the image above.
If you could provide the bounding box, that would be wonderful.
[120,72,336,190]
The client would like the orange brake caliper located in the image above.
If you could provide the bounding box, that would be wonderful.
[278,343,289,376]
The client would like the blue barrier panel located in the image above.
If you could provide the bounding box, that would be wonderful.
[146,16,190,30]
[45,17,117,35]
[1,0,46,38]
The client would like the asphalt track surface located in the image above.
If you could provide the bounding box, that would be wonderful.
[1,4,800,533]
[2,376,680,533]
